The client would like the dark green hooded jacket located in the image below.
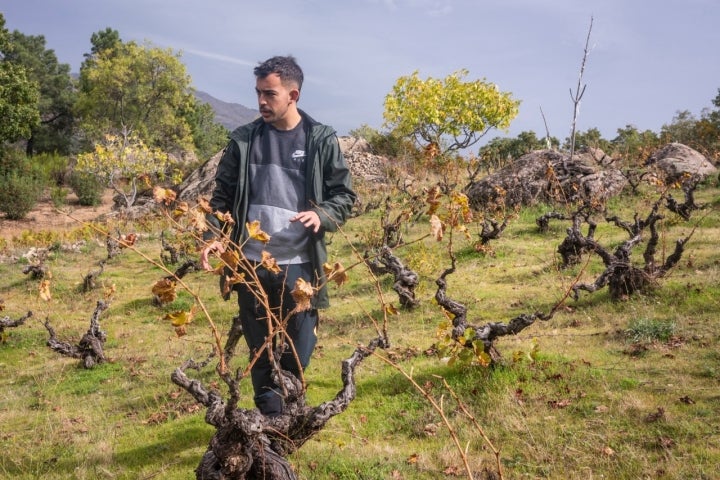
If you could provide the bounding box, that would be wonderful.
[207,110,356,308]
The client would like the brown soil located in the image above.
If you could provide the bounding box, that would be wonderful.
[0,189,115,242]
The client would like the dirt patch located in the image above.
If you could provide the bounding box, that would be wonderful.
[0,189,115,242]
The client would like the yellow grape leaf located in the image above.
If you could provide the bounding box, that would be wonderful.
[451,191,473,223]
[0,299,5,311]
[227,271,245,285]
[220,247,240,271]
[153,186,176,205]
[406,453,419,465]
[39,279,52,301]
[247,220,271,243]
[172,201,189,218]
[152,278,177,304]
[457,224,471,240]
[261,251,281,274]
[474,348,491,367]
[323,262,348,287]
[164,305,197,327]
[197,196,212,213]
[430,215,444,241]
[291,277,315,312]
[139,174,152,189]
[384,303,399,316]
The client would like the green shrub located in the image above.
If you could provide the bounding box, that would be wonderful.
[69,171,104,206]
[50,185,69,207]
[31,152,69,186]
[0,171,43,219]
[0,148,44,220]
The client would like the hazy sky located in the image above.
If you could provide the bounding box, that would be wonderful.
[2,0,719,146]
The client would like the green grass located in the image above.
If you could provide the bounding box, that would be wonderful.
[1,181,720,479]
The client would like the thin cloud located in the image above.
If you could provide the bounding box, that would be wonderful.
[177,48,256,68]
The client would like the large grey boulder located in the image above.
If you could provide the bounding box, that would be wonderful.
[645,143,717,183]
[465,147,627,209]
[176,149,223,202]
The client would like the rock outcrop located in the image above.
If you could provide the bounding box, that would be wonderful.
[337,136,388,184]
[645,142,717,183]
[465,147,627,209]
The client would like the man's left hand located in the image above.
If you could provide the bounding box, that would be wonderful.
[290,210,321,233]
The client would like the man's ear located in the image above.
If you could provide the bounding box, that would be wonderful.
[290,88,300,102]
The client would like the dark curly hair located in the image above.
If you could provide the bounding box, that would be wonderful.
[254,55,304,91]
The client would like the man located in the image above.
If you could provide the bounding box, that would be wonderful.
[201,55,356,417]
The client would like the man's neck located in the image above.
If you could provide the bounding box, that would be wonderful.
[272,109,302,131]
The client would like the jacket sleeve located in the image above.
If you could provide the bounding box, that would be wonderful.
[204,141,239,240]
[313,133,357,232]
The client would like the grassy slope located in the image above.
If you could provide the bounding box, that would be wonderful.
[0,182,719,480]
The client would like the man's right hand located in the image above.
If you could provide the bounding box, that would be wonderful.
[200,240,226,271]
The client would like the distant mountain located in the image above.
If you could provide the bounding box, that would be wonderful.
[194,90,258,131]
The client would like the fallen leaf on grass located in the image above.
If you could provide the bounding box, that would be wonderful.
[658,436,675,449]
[548,398,572,409]
[443,465,462,476]
[644,407,666,423]
[384,303,399,315]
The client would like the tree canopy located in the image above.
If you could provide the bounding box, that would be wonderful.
[0,13,40,145]
[383,70,520,156]
[6,29,76,155]
[76,38,195,153]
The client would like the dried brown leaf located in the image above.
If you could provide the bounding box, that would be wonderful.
[152,278,177,304]
[430,215,444,241]
[197,196,212,213]
[323,262,348,287]
[153,186,176,206]
[291,277,315,312]
[261,251,281,274]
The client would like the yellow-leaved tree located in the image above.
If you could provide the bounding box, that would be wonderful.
[383,69,520,158]
[75,130,177,208]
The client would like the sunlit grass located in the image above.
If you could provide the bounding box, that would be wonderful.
[1,181,719,478]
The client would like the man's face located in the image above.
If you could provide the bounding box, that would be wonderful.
[255,73,299,129]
